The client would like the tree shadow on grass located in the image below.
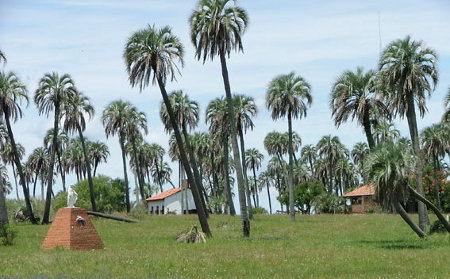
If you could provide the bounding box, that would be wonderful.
[357,240,426,250]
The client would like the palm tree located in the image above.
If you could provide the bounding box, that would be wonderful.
[374,121,400,145]
[245,148,263,207]
[379,36,438,231]
[0,71,37,224]
[0,163,10,228]
[364,141,450,237]
[90,141,109,176]
[44,128,69,192]
[62,90,97,211]
[190,0,249,236]
[1,141,25,200]
[266,72,312,221]
[264,131,287,162]
[206,97,236,215]
[317,135,346,193]
[351,142,369,183]
[234,94,257,218]
[160,90,208,213]
[421,123,449,209]
[125,106,148,202]
[330,67,387,149]
[35,72,75,224]
[102,100,133,212]
[27,147,48,198]
[267,156,287,211]
[258,171,273,214]
[124,24,210,236]
[301,144,317,177]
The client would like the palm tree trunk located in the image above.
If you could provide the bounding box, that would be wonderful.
[93,161,98,177]
[219,51,249,237]
[266,182,272,214]
[0,179,8,228]
[181,122,209,217]
[363,110,375,149]
[287,113,295,221]
[56,149,66,192]
[131,138,145,202]
[406,94,429,230]
[223,136,236,215]
[328,161,333,194]
[42,104,60,224]
[11,165,19,200]
[157,76,211,237]
[432,155,441,209]
[78,126,97,212]
[119,135,130,213]
[3,112,37,224]
[408,186,450,234]
[394,201,427,238]
[33,168,39,198]
[238,127,253,219]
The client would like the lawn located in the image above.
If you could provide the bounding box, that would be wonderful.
[1,213,449,278]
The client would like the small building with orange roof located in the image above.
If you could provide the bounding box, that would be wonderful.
[146,185,196,215]
[342,183,377,213]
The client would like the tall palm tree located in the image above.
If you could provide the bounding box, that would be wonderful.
[317,135,346,193]
[258,171,273,214]
[1,141,25,200]
[365,140,450,237]
[27,147,48,198]
[351,142,369,183]
[44,128,69,192]
[124,24,210,236]
[0,71,37,224]
[266,72,312,221]
[245,148,263,208]
[330,67,387,149]
[267,156,287,211]
[102,100,133,212]
[233,94,257,218]
[379,35,438,231]
[125,106,148,202]
[301,144,317,177]
[206,97,236,215]
[62,90,97,211]
[190,0,249,236]
[90,141,109,176]
[160,90,208,213]
[421,123,449,209]
[35,72,75,224]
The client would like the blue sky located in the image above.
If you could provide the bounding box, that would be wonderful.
[1,0,450,212]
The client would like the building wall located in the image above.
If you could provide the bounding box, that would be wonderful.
[147,200,164,214]
[147,189,195,215]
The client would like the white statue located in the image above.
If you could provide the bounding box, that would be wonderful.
[67,185,78,208]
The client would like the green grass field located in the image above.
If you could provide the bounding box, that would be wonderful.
[1,213,449,278]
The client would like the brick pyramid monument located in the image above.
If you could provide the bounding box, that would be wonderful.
[41,207,104,250]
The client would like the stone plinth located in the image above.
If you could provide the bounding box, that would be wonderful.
[42,207,104,250]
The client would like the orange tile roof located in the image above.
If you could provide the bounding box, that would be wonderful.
[146,187,183,201]
[342,183,375,197]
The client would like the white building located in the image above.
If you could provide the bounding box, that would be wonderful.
[146,187,196,215]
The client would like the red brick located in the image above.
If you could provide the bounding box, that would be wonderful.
[42,207,104,250]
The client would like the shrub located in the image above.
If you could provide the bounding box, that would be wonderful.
[312,192,349,214]
[252,206,268,214]
[0,224,17,246]
[175,226,206,243]
[54,176,126,213]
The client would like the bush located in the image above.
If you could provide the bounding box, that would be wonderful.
[0,224,17,246]
[278,181,326,214]
[312,192,349,214]
[54,176,126,213]
[252,206,268,214]
[429,219,447,234]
